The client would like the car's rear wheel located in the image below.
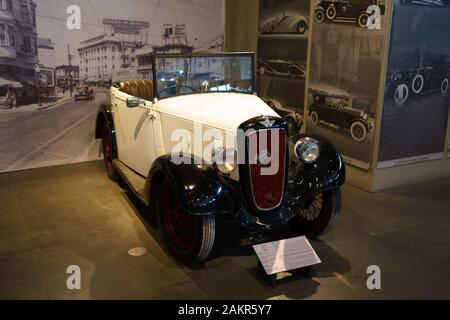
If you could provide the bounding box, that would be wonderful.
[156,181,215,265]
[310,111,319,125]
[326,5,337,20]
[350,121,368,142]
[315,8,325,23]
[289,189,342,238]
[412,74,424,94]
[102,125,119,181]
[297,21,307,34]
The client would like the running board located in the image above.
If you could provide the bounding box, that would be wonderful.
[112,160,148,205]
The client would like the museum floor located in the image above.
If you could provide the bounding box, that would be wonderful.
[0,161,449,300]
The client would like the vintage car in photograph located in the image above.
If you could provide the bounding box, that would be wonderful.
[74,86,93,102]
[258,59,306,79]
[260,13,309,34]
[264,98,303,136]
[309,88,373,142]
[314,0,386,28]
[95,53,345,265]
[385,55,450,106]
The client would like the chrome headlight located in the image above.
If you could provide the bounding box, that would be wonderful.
[295,137,320,163]
[212,147,238,174]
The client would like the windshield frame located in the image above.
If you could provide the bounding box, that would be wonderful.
[151,52,256,100]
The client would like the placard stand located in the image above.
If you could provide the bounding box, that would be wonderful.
[256,259,313,288]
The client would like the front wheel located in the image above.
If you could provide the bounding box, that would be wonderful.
[357,12,369,28]
[156,181,215,265]
[326,5,337,20]
[289,189,342,238]
[314,8,325,23]
[350,121,368,142]
[297,21,307,34]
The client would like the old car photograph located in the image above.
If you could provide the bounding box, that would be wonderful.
[314,0,386,28]
[260,12,309,34]
[95,53,345,265]
[74,86,94,102]
[385,54,450,106]
[258,59,306,79]
[309,88,373,142]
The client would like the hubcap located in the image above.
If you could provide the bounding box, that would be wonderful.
[353,124,364,139]
[163,186,196,249]
[298,193,323,222]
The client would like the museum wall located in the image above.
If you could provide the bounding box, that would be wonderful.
[0,0,225,173]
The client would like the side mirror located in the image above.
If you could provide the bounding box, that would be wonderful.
[126,98,141,108]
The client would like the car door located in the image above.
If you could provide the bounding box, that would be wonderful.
[111,88,156,177]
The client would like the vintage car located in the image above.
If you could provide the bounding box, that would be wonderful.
[264,98,303,136]
[74,86,92,101]
[95,53,345,265]
[386,55,450,106]
[314,0,386,28]
[260,13,309,34]
[309,88,373,142]
[258,59,306,79]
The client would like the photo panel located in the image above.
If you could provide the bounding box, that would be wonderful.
[0,0,224,173]
[306,0,390,170]
[378,0,450,168]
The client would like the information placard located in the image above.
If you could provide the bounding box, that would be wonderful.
[253,236,321,275]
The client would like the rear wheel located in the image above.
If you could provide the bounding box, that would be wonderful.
[289,189,342,238]
[314,8,325,23]
[441,78,449,95]
[357,12,369,28]
[102,125,119,181]
[326,5,337,20]
[156,181,215,265]
[310,111,319,125]
[412,74,424,94]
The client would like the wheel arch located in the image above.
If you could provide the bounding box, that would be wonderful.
[144,154,236,216]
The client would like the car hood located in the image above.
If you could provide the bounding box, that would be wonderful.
[155,93,280,131]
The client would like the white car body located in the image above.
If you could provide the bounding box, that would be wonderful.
[111,86,279,178]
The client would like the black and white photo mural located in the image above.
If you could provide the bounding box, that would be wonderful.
[0,0,224,173]
[257,0,311,137]
[378,0,450,168]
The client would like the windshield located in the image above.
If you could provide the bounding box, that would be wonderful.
[154,55,254,98]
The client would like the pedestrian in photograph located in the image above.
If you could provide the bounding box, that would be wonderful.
[90,88,95,101]
[6,88,17,109]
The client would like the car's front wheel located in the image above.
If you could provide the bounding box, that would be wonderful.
[357,12,369,28]
[310,111,319,125]
[156,181,215,265]
[297,21,307,34]
[350,121,368,142]
[289,189,342,238]
[326,5,337,20]
[441,78,449,95]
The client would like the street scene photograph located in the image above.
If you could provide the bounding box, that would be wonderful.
[0,0,224,172]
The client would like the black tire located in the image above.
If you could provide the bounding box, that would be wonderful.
[297,21,307,34]
[156,180,215,265]
[441,78,449,95]
[101,125,120,181]
[315,8,325,23]
[288,188,342,238]
[412,74,424,94]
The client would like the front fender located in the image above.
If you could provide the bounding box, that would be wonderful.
[95,104,114,139]
[287,134,345,209]
[146,155,236,216]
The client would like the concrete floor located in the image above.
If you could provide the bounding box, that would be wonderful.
[0,161,449,300]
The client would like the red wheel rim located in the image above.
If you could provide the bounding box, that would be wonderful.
[102,129,114,173]
[162,185,196,249]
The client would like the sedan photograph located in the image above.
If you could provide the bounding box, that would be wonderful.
[260,13,309,34]
[258,59,306,79]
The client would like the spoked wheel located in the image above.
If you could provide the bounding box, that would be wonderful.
[289,189,342,238]
[102,126,119,181]
[350,121,368,142]
[315,8,325,23]
[156,181,215,265]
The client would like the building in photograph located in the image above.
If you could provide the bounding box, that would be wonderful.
[0,0,38,97]
[78,19,150,85]
[55,65,79,88]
